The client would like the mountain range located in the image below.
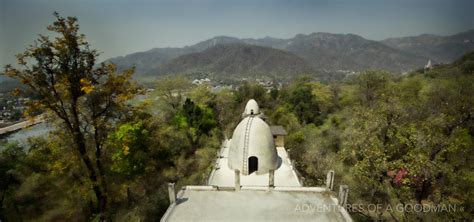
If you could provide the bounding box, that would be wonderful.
[382,29,474,63]
[105,29,474,81]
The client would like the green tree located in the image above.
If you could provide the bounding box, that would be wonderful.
[109,122,149,177]
[285,77,320,124]
[153,76,192,115]
[0,142,26,221]
[353,70,393,106]
[173,98,218,153]
[212,88,239,138]
[3,13,139,219]
[234,82,268,107]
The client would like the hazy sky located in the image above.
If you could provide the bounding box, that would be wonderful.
[1,0,473,66]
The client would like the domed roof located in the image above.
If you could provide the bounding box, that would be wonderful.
[228,116,278,175]
[243,99,260,116]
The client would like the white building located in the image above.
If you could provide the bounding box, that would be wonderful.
[161,100,352,222]
[424,59,433,72]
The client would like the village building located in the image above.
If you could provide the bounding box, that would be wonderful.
[270,125,287,147]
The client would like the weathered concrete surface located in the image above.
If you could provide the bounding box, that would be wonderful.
[162,188,351,222]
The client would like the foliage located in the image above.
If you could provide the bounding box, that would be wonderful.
[152,75,192,114]
[284,76,321,124]
[3,12,139,220]
[109,122,149,177]
[269,56,473,220]
[1,13,473,222]
[0,142,26,221]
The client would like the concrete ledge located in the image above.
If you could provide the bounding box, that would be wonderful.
[328,195,352,221]
[241,186,270,190]
[160,202,176,222]
[339,205,353,222]
[199,185,330,192]
[184,185,217,191]
[273,186,328,192]
[217,186,238,191]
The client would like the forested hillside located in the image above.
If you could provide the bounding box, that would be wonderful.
[1,15,473,221]
[278,53,474,221]
[157,43,314,80]
[105,30,474,82]
[106,33,429,81]
[382,29,474,63]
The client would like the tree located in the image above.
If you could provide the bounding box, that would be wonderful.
[173,98,218,153]
[354,70,392,106]
[109,122,149,177]
[234,82,268,107]
[285,76,320,124]
[153,76,192,114]
[108,122,149,207]
[0,142,26,221]
[3,13,139,219]
[209,88,238,138]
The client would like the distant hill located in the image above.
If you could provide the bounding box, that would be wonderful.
[264,32,427,73]
[0,79,22,93]
[106,47,196,75]
[104,30,474,81]
[381,30,474,64]
[157,43,314,80]
[105,36,250,75]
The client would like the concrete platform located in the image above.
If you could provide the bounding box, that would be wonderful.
[161,101,352,221]
[207,140,302,187]
[161,186,352,222]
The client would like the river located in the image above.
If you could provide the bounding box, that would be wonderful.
[1,93,151,148]
[2,122,52,147]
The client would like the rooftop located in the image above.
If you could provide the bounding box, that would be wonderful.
[161,186,351,222]
[270,125,288,136]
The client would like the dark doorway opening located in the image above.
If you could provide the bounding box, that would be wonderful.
[249,156,258,174]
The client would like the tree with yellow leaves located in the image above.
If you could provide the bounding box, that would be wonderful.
[3,12,139,220]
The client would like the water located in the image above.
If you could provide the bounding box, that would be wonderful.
[4,122,52,146]
[2,93,150,147]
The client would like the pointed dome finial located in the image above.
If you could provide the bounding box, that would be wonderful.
[243,99,260,117]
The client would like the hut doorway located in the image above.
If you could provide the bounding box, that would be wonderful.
[248,156,258,174]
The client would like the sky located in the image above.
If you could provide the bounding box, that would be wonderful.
[1,0,473,66]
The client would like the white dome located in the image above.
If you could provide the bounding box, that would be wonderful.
[228,116,278,175]
[243,99,260,116]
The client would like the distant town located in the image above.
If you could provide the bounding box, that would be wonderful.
[191,77,282,92]
[0,93,29,127]
[0,76,279,128]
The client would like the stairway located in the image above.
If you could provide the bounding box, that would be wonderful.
[242,117,254,175]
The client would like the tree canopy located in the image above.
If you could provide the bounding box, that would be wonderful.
[1,13,473,221]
